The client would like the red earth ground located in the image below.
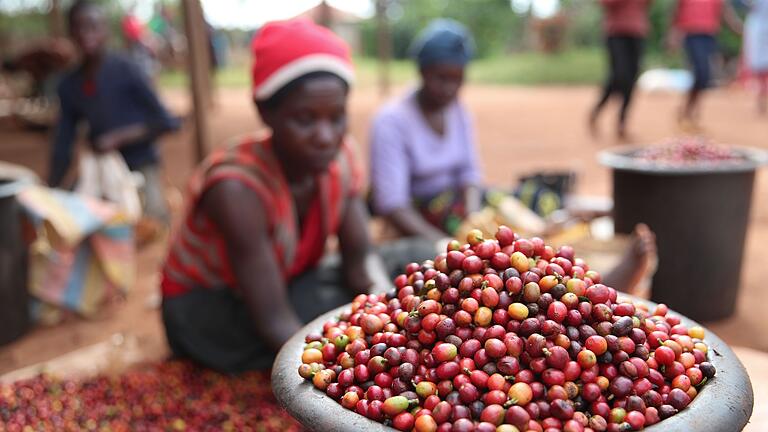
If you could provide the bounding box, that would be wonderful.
[1,83,766,427]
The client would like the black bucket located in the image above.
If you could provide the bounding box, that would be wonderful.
[0,179,30,345]
[600,146,767,322]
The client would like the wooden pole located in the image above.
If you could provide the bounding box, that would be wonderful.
[181,0,212,164]
[49,0,65,38]
[375,0,392,97]
[318,0,332,29]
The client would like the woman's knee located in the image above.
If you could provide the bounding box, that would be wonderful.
[686,36,715,90]
[692,64,711,90]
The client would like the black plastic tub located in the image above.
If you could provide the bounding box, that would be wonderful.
[0,179,30,346]
[600,145,767,322]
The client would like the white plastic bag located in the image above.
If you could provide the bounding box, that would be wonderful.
[638,69,693,93]
[76,150,142,224]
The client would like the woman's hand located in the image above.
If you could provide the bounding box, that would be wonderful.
[92,131,121,153]
[386,207,448,244]
[92,124,150,153]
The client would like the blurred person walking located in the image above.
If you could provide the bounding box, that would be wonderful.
[49,0,180,233]
[669,0,743,130]
[589,0,653,141]
[744,0,768,114]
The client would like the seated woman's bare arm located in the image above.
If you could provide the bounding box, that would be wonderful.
[338,197,393,295]
[386,206,448,244]
[201,180,303,352]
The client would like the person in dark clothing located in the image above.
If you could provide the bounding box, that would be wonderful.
[50,0,180,223]
[589,0,653,141]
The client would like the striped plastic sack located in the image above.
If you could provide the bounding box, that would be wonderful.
[16,185,135,319]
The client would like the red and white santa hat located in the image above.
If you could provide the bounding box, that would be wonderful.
[251,18,355,101]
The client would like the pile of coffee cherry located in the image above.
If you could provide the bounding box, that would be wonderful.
[298,227,715,432]
[634,137,743,167]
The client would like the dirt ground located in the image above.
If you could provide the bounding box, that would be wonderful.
[1,84,767,426]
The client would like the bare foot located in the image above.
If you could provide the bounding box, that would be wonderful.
[603,223,657,295]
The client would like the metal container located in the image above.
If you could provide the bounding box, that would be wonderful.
[600,146,767,321]
[0,179,31,345]
[272,296,754,432]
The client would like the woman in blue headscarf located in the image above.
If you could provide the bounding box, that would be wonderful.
[368,19,657,295]
[369,19,483,243]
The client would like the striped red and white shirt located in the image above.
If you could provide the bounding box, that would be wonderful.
[161,134,362,297]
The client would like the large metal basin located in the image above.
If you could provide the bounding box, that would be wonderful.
[272,294,754,432]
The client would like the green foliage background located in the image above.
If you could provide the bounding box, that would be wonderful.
[1,0,747,86]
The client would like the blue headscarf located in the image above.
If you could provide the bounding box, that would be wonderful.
[409,18,475,68]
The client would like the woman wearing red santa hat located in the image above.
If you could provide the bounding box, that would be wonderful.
[160,19,432,372]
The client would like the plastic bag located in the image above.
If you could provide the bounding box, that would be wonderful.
[17,185,135,320]
[76,150,142,224]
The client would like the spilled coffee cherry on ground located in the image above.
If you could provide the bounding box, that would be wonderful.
[0,361,302,431]
[298,227,716,431]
